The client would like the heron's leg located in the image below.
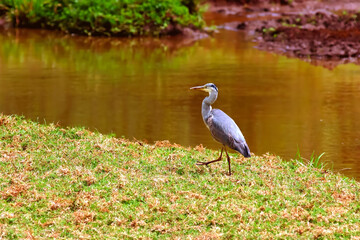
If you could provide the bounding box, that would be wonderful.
[196,147,223,166]
[224,147,232,176]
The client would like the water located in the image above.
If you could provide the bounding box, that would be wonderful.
[1,27,360,180]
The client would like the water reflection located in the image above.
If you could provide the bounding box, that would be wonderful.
[0,28,360,180]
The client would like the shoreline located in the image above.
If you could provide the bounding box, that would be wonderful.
[2,0,360,68]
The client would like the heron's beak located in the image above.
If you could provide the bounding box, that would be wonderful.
[190,85,209,92]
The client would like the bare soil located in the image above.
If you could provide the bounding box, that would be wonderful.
[208,0,360,68]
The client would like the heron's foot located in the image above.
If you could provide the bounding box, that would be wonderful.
[196,158,222,166]
[196,161,211,166]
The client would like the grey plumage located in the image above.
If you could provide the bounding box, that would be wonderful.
[190,83,251,175]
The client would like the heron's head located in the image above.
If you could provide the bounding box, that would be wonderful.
[190,83,218,94]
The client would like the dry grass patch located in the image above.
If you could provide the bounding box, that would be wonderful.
[0,114,360,239]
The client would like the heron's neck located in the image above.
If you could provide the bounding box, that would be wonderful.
[202,91,218,121]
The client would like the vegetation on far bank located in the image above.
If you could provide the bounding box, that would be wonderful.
[0,0,205,36]
[0,114,360,238]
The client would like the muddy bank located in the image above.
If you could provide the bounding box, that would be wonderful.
[253,11,360,59]
[208,0,360,68]
[208,0,360,15]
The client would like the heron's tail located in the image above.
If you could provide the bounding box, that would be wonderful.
[235,141,251,158]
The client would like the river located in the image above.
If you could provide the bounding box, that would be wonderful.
[1,23,359,180]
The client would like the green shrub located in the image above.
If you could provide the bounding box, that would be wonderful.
[1,0,205,36]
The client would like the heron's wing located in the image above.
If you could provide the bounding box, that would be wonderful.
[209,109,245,143]
[208,109,251,157]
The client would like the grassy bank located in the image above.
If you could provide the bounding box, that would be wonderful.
[0,114,359,238]
[0,0,205,36]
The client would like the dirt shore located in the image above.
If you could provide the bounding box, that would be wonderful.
[208,0,360,68]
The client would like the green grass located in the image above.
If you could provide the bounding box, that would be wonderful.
[295,148,327,170]
[0,114,360,238]
[0,0,205,36]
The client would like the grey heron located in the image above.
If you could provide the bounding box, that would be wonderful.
[190,83,251,175]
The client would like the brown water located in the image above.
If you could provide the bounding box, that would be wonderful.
[1,28,360,180]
